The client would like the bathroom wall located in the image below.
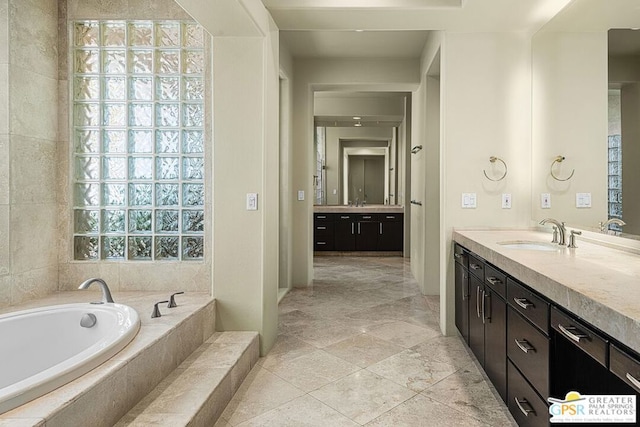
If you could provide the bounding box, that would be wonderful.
[57,0,213,294]
[0,0,59,308]
[435,32,532,334]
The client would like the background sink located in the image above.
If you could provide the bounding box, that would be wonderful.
[497,240,561,251]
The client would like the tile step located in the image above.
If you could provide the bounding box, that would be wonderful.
[115,331,259,427]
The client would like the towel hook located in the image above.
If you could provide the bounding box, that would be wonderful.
[550,155,575,181]
[483,156,508,181]
[411,145,423,154]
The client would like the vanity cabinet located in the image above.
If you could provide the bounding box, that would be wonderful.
[454,244,469,344]
[314,212,404,252]
[465,251,508,401]
[455,242,640,427]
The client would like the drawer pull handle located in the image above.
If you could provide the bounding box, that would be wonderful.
[386,215,395,219]
[317,226,326,230]
[362,216,372,219]
[486,276,502,286]
[454,253,461,259]
[558,324,589,343]
[341,216,350,219]
[625,373,640,392]
[514,297,534,310]
[514,397,536,417]
[470,263,482,271]
[515,339,536,354]
[317,242,326,245]
[317,215,326,219]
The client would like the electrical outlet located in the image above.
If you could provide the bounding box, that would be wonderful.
[462,193,477,209]
[502,193,512,209]
[541,193,551,209]
[246,193,258,211]
[576,193,592,208]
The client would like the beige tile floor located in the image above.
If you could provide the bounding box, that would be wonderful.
[215,256,516,426]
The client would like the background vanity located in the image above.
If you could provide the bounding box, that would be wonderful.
[314,206,404,253]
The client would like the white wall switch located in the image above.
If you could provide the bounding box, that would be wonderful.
[502,193,512,209]
[541,193,551,209]
[246,193,258,211]
[462,193,477,209]
[332,189,337,195]
[576,192,592,208]
[297,190,305,201]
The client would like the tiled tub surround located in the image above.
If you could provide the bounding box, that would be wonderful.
[0,291,215,426]
[453,229,640,355]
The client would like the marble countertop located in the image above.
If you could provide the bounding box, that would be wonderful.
[453,228,640,355]
[314,205,404,214]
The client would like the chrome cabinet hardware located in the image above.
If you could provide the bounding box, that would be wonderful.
[513,297,534,310]
[558,324,589,343]
[317,226,326,230]
[514,398,536,417]
[626,373,640,392]
[476,286,481,318]
[470,263,482,271]
[482,290,490,324]
[486,276,502,286]
[515,339,536,354]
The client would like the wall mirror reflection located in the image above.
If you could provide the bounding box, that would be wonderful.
[313,91,409,206]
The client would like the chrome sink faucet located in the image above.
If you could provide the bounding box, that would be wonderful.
[540,218,566,245]
[599,218,626,232]
[78,278,115,304]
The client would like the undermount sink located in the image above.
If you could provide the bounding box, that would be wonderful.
[497,240,561,251]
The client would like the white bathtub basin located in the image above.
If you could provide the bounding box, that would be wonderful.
[0,302,140,414]
[497,240,561,251]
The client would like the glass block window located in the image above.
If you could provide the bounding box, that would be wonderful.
[72,20,205,261]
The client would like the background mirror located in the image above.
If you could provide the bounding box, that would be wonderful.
[313,92,409,205]
[531,0,640,238]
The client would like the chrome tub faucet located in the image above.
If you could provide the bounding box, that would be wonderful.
[78,278,115,304]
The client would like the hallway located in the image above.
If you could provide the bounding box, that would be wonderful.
[215,257,515,426]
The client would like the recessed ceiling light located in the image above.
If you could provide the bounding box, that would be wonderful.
[354,122,362,127]
[355,30,364,32]
[353,116,361,120]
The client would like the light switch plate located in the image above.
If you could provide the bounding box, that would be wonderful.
[246,193,258,211]
[576,192,592,208]
[541,193,551,209]
[297,190,305,201]
[462,193,477,209]
[502,193,512,209]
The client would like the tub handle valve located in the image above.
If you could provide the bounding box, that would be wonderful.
[168,291,185,308]
[152,300,169,318]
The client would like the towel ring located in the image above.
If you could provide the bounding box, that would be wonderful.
[483,156,508,181]
[550,156,575,181]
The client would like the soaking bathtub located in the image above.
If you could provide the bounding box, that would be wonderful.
[0,302,140,415]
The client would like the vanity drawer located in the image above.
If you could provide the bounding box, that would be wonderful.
[551,306,608,368]
[314,213,333,222]
[314,222,334,236]
[508,360,550,427]
[468,254,485,281]
[454,244,468,268]
[508,307,550,398]
[507,278,550,335]
[610,343,640,393]
[484,264,506,299]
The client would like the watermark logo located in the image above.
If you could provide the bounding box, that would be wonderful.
[549,391,636,423]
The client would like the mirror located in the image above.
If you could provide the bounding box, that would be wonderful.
[531,0,640,238]
[313,92,408,205]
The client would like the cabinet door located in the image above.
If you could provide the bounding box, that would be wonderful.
[378,219,403,251]
[468,275,485,366]
[455,262,469,344]
[484,290,507,402]
[356,221,379,251]
[334,216,356,251]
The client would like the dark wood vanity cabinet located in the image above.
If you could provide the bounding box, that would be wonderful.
[314,212,403,252]
[463,249,507,401]
[455,242,640,427]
